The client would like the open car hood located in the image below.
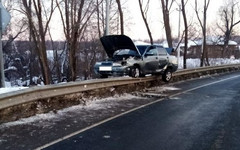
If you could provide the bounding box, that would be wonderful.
[100,35,140,58]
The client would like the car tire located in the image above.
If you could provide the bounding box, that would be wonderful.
[130,66,140,78]
[61,77,68,82]
[162,69,172,82]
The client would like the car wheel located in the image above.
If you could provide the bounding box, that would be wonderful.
[61,78,68,82]
[162,69,172,82]
[130,66,140,78]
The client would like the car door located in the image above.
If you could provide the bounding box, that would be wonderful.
[157,47,169,69]
[143,47,159,73]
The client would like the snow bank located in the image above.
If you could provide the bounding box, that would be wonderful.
[0,85,180,128]
[178,57,240,69]
[0,87,28,95]
[0,93,143,128]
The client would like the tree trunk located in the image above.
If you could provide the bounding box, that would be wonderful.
[181,0,188,69]
[69,37,77,81]
[116,0,124,35]
[22,0,53,85]
[218,1,240,58]
[196,0,210,67]
[96,0,102,37]
[39,46,51,84]
[222,29,231,58]
[161,0,173,48]
[138,0,153,44]
[57,0,96,81]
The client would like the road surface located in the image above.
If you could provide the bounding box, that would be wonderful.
[1,72,240,150]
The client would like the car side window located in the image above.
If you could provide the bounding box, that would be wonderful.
[158,48,167,56]
[145,48,158,56]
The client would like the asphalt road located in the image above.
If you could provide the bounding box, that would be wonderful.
[1,72,240,150]
[40,72,240,150]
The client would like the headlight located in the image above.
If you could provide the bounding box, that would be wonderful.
[112,63,121,67]
[169,57,178,65]
[172,59,178,65]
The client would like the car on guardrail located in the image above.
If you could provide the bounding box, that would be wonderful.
[94,35,178,82]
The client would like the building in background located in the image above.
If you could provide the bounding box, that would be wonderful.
[179,37,239,59]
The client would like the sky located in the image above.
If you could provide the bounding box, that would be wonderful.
[40,0,225,41]
[124,0,224,41]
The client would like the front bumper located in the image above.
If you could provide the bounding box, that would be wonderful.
[94,65,131,76]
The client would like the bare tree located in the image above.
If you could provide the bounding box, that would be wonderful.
[195,0,210,67]
[56,0,97,81]
[95,0,128,38]
[138,0,153,44]
[116,0,124,35]
[96,0,103,37]
[161,0,174,48]
[217,0,240,57]
[181,0,188,69]
[3,0,28,53]
[22,0,56,84]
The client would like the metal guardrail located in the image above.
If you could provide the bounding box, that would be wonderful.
[0,63,240,111]
[0,76,156,110]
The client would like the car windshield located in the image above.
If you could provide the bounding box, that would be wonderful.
[113,49,139,61]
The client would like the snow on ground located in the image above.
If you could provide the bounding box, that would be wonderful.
[0,86,28,95]
[0,93,144,128]
[178,57,240,69]
[0,83,185,128]
[0,84,182,128]
[0,81,28,94]
[0,85,174,129]
[146,85,181,94]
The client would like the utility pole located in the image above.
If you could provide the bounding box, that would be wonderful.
[105,0,110,36]
[0,0,4,88]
